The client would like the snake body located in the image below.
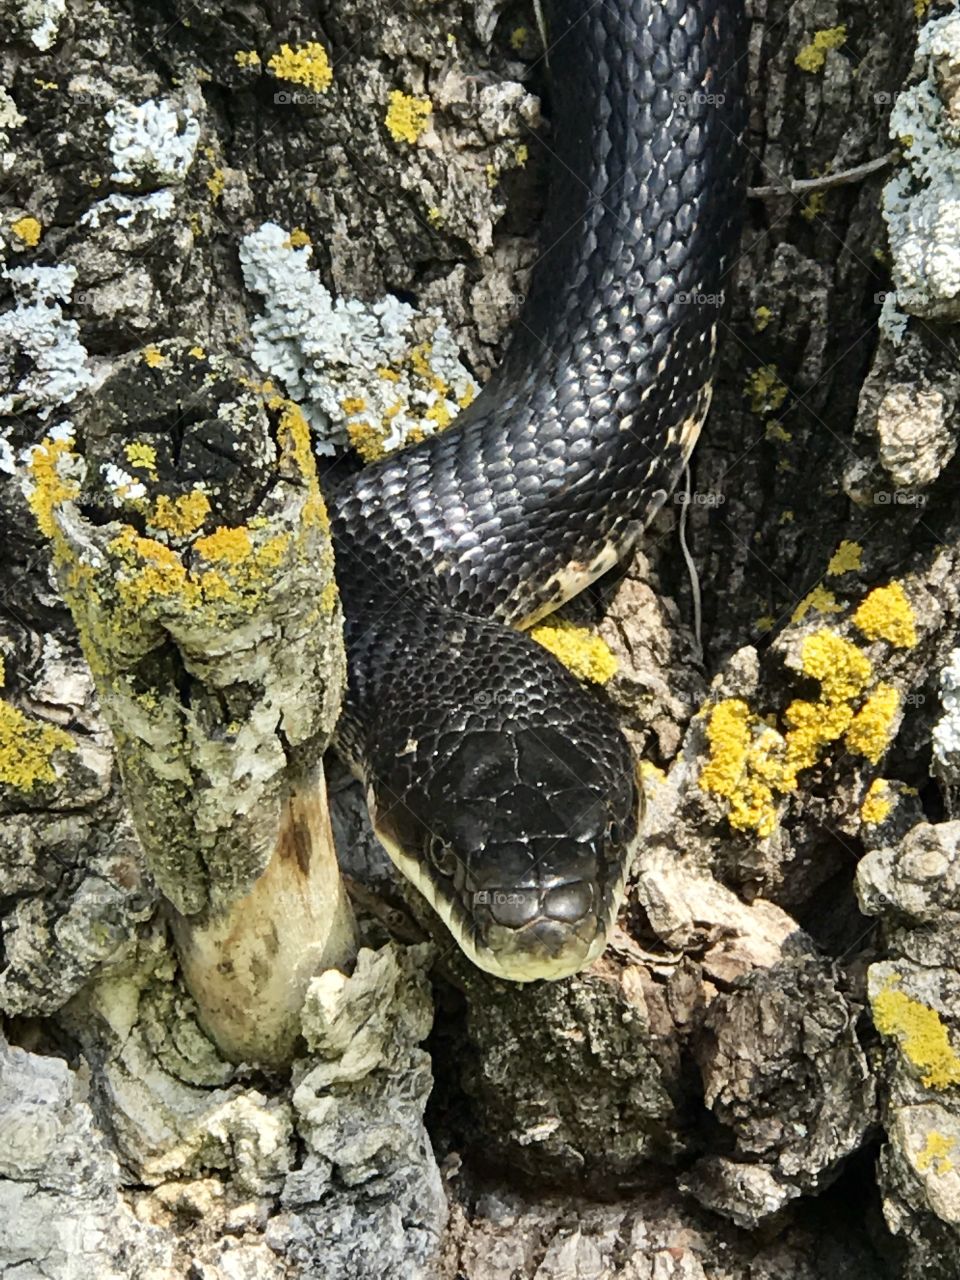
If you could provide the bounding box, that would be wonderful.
[329,0,747,981]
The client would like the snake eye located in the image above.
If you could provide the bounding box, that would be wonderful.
[428,835,459,878]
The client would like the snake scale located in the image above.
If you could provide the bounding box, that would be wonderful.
[328,0,747,981]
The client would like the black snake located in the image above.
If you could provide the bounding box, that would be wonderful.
[328,0,747,981]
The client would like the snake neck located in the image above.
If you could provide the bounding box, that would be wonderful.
[329,0,747,627]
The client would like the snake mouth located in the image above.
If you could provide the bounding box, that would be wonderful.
[371,809,635,983]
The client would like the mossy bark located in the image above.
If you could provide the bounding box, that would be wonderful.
[0,0,957,1276]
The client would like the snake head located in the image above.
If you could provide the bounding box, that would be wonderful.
[366,706,642,983]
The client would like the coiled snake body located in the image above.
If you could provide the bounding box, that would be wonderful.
[329,0,747,981]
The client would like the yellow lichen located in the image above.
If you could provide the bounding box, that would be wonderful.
[189,345,206,359]
[0,700,74,791]
[916,1131,955,1175]
[148,491,211,538]
[640,760,666,784]
[267,42,332,93]
[193,525,253,565]
[108,526,198,610]
[234,49,262,68]
[766,422,792,443]
[385,91,432,144]
[347,422,387,464]
[11,215,42,247]
[124,442,157,473]
[853,582,917,648]
[801,191,827,221]
[287,227,311,247]
[699,699,782,837]
[143,345,167,368]
[800,630,872,703]
[274,399,329,530]
[340,396,367,415]
[425,399,453,430]
[320,578,339,614]
[530,618,618,685]
[791,585,842,623]
[861,778,893,825]
[206,168,225,201]
[427,206,443,226]
[27,436,79,538]
[510,26,528,49]
[754,306,773,332]
[872,979,960,1089]
[755,615,775,633]
[514,143,528,166]
[795,25,847,72]
[745,364,789,414]
[781,697,854,785]
[827,540,863,576]
[846,684,899,763]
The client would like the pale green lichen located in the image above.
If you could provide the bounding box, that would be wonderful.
[795,26,847,72]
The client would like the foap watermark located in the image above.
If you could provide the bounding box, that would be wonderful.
[674,490,725,508]
[274,90,326,106]
[473,889,536,908]
[874,490,926,507]
[675,90,726,108]
[677,289,725,307]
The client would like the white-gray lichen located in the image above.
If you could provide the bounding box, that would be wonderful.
[0,265,94,431]
[932,647,960,781]
[882,10,960,321]
[106,97,200,186]
[20,0,66,50]
[0,88,24,174]
[239,221,478,455]
[80,190,177,229]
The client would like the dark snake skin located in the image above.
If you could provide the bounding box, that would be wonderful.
[328,0,747,981]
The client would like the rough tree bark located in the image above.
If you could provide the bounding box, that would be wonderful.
[1,0,959,1277]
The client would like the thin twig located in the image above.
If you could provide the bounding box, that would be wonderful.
[748,149,900,200]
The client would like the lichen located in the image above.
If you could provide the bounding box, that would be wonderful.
[142,345,167,368]
[25,434,80,537]
[239,222,477,455]
[0,698,74,790]
[827,540,863,576]
[861,778,893,825]
[235,50,262,69]
[267,42,332,94]
[699,699,782,837]
[124,442,157,473]
[872,979,960,1089]
[106,97,200,185]
[845,684,900,763]
[0,265,93,419]
[916,1131,955,1175]
[147,491,211,538]
[744,364,789,414]
[791,585,842,623]
[852,582,917,648]
[11,215,41,246]
[754,306,773,332]
[529,619,618,684]
[882,10,960,321]
[800,630,872,703]
[385,91,432,144]
[795,26,847,72]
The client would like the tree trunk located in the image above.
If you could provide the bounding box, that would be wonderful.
[1,0,958,1276]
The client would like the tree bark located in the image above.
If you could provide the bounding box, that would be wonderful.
[1,0,958,1277]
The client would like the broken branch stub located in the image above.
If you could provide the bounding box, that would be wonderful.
[31,340,354,1065]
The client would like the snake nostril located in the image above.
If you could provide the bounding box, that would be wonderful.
[543,880,595,924]
[486,888,541,928]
